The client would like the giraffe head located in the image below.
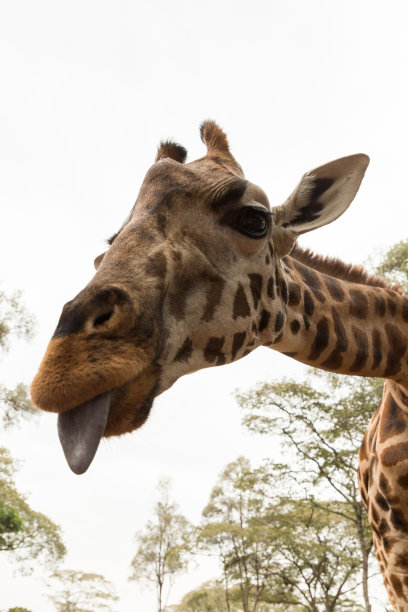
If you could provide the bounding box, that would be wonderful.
[31,121,369,473]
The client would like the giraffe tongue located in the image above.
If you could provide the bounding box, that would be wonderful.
[57,392,111,475]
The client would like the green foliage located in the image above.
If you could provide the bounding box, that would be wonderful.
[0,290,34,350]
[198,456,364,612]
[171,580,233,612]
[0,290,37,429]
[7,608,33,612]
[129,478,192,612]
[0,500,23,548]
[374,238,408,292]
[48,569,119,612]
[0,447,66,572]
[237,373,379,610]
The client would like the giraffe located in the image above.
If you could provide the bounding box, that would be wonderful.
[30,121,408,609]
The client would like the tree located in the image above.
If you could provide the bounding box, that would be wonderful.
[374,238,408,293]
[48,569,119,612]
[129,478,192,612]
[198,457,364,612]
[238,374,381,611]
[170,580,235,612]
[199,457,284,612]
[0,290,37,429]
[0,447,66,572]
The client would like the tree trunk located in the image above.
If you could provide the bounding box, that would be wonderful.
[158,579,163,612]
[356,504,372,612]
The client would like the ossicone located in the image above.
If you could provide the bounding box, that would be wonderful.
[155,140,187,163]
[200,120,230,154]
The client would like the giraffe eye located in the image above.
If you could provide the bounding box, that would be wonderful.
[226,206,270,238]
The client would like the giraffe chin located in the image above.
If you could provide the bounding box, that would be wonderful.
[57,364,161,474]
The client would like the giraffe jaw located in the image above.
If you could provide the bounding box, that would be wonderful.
[54,363,161,474]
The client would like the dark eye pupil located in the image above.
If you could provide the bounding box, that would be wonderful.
[239,210,267,234]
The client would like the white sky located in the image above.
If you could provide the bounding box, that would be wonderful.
[1,0,407,609]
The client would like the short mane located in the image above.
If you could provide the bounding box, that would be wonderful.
[290,245,404,295]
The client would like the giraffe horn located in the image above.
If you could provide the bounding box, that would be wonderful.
[200,119,230,154]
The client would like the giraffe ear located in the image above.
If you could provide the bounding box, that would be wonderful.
[272,154,370,256]
[94,252,106,270]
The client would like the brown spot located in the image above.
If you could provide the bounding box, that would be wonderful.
[388,297,397,316]
[173,338,193,362]
[303,289,315,317]
[322,306,348,369]
[265,254,270,265]
[288,282,301,306]
[402,298,408,322]
[379,518,390,536]
[231,331,246,360]
[384,324,407,378]
[308,317,329,361]
[398,472,408,489]
[282,351,297,357]
[278,277,289,305]
[204,336,226,365]
[372,328,382,370]
[156,212,167,236]
[303,315,310,330]
[375,492,389,512]
[381,442,408,467]
[349,289,368,319]
[168,275,190,320]
[233,284,250,319]
[371,504,379,524]
[391,508,408,533]
[379,396,406,443]
[324,276,345,302]
[268,242,274,257]
[380,472,390,495]
[290,320,301,335]
[274,312,284,332]
[375,295,386,317]
[390,575,404,598]
[267,277,275,299]
[299,264,325,303]
[383,536,395,552]
[202,277,225,322]
[248,274,263,309]
[396,553,408,570]
[349,326,368,372]
[258,309,271,332]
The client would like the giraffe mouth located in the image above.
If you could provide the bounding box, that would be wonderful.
[56,363,161,475]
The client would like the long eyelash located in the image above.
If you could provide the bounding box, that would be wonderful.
[107,232,119,246]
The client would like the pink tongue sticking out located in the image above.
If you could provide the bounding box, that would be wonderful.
[57,392,111,475]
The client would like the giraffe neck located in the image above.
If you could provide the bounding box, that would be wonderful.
[263,254,408,384]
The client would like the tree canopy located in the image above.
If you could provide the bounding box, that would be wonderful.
[0,447,66,572]
[129,478,192,612]
[48,569,119,612]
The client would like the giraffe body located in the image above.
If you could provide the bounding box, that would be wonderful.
[30,122,408,609]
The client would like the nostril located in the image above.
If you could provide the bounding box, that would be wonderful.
[92,309,115,328]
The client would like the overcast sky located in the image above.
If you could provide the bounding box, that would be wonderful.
[1,0,407,609]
